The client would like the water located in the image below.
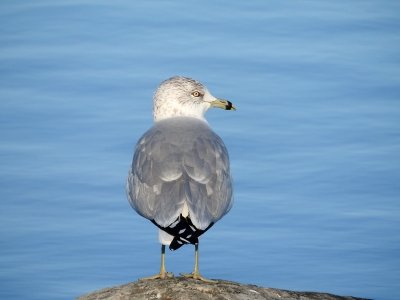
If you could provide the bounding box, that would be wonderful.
[1,1,399,299]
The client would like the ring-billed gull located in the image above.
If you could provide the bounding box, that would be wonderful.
[126,76,235,281]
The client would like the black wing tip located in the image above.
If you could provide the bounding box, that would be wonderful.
[151,216,214,250]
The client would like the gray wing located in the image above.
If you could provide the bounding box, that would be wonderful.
[126,118,233,230]
[182,130,233,230]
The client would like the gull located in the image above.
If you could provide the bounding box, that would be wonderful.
[126,76,235,282]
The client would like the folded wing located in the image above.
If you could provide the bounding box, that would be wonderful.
[126,118,233,230]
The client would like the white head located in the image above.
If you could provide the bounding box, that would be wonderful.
[153,76,235,121]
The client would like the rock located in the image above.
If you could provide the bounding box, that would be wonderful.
[77,277,369,300]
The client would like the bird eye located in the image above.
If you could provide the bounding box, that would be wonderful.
[191,91,201,97]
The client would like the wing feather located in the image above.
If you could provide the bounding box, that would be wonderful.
[126,117,233,230]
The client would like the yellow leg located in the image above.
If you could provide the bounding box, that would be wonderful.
[181,243,216,283]
[140,245,174,280]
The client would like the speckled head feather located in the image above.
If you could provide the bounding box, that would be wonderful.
[153,76,216,121]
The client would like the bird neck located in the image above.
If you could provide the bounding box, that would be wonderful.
[153,101,208,122]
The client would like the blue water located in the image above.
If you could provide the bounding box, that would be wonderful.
[1,1,399,299]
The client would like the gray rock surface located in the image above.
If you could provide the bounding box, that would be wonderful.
[77,277,369,300]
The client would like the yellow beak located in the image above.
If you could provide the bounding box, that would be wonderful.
[210,99,236,111]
